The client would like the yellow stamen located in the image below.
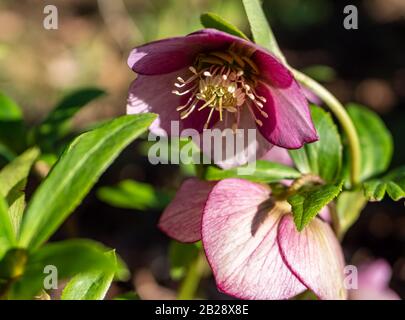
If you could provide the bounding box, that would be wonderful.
[210,51,234,64]
[172,44,269,131]
[198,95,216,111]
[204,107,215,129]
[219,96,223,121]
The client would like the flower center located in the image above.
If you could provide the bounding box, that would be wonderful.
[172,46,268,130]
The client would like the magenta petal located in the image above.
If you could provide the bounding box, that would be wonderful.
[255,82,318,149]
[158,179,215,243]
[128,36,200,75]
[128,29,236,75]
[202,179,306,299]
[252,50,293,88]
[277,214,347,300]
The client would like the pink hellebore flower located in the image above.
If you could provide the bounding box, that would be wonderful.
[159,178,347,300]
[350,259,400,300]
[127,29,318,160]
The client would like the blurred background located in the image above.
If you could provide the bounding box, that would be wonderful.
[0,0,404,299]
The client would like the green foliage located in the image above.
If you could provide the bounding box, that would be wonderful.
[200,12,249,40]
[35,88,105,149]
[97,180,171,211]
[288,183,342,231]
[0,195,15,252]
[289,106,342,183]
[364,166,405,202]
[0,93,22,121]
[169,241,200,281]
[336,189,367,235]
[242,0,284,60]
[113,291,139,300]
[0,92,26,157]
[0,148,40,234]
[6,240,126,300]
[61,251,122,300]
[0,89,105,166]
[0,114,150,299]
[346,104,393,182]
[18,114,156,250]
[0,88,153,299]
[29,240,122,279]
[205,160,301,183]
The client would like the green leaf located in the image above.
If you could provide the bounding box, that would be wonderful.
[336,189,367,235]
[347,104,393,181]
[61,251,121,300]
[205,160,301,183]
[97,180,171,211]
[113,291,139,300]
[0,144,16,163]
[288,183,342,231]
[0,248,27,280]
[0,92,22,121]
[242,0,284,61]
[29,240,119,277]
[169,241,200,280]
[18,114,156,249]
[36,88,105,150]
[200,12,249,40]
[8,240,125,299]
[0,92,26,154]
[363,166,405,202]
[289,105,342,182]
[0,148,40,233]
[0,195,15,249]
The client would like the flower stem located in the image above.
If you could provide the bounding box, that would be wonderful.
[177,252,205,300]
[292,69,361,187]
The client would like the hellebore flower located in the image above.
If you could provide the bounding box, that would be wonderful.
[159,178,347,300]
[350,259,400,300]
[127,29,318,164]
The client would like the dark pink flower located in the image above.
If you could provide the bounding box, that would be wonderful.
[127,29,318,157]
[159,178,347,300]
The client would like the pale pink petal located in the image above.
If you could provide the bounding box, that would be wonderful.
[261,146,293,166]
[158,179,215,243]
[255,81,318,149]
[277,214,347,300]
[349,259,400,300]
[302,87,322,105]
[127,68,197,136]
[202,179,306,299]
[318,206,332,223]
[350,288,400,300]
[358,259,392,290]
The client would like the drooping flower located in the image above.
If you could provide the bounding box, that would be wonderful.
[159,178,347,300]
[350,259,400,300]
[127,29,318,166]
